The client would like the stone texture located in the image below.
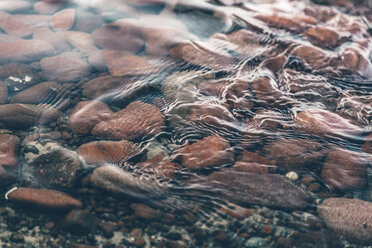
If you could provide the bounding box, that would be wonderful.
[295,108,363,137]
[263,139,327,171]
[0,104,60,129]
[303,26,347,49]
[82,75,132,99]
[92,19,144,52]
[101,50,157,77]
[255,13,304,32]
[136,154,178,178]
[0,11,33,37]
[74,10,103,33]
[58,31,98,52]
[173,135,234,170]
[291,45,329,70]
[28,146,84,189]
[0,134,20,188]
[90,165,167,200]
[33,27,71,52]
[0,1,31,13]
[77,140,139,164]
[320,149,368,192]
[40,52,91,83]
[318,198,372,244]
[68,100,113,134]
[130,203,162,220]
[7,188,82,211]
[233,150,275,174]
[62,210,99,235]
[0,63,40,94]
[204,170,311,210]
[34,1,62,14]
[0,40,55,63]
[92,101,164,141]
[0,80,7,104]
[51,8,75,31]
[10,81,62,104]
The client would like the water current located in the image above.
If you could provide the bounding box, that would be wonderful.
[0,0,372,247]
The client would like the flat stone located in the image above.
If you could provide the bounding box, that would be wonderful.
[0,1,31,13]
[255,13,304,32]
[263,138,327,171]
[318,198,372,244]
[34,1,63,14]
[10,81,62,104]
[101,50,157,77]
[174,135,234,170]
[28,145,84,189]
[40,52,91,83]
[92,19,144,52]
[58,31,98,52]
[92,101,164,141]
[295,108,364,137]
[304,26,346,49]
[0,104,60,129]
[0,40,55,63]
[51,8,75,31]
[33,27,71,52]
[0,80,7,104]
[77,140,139,164]
[130,203,162,220]
[7,187,82,211]
[320,149,368,192]
[68,100,113,134]
[135,154,178,178]
[338,47,372,78]
[204,170,312,210]
[82,75,133,100]
[233,150,275,174]
[292,45,329,70]
[0,11,33,37]
[63,210,99,235]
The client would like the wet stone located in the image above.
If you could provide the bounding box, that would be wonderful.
[0,1,31,13]
[0,40,55,63]
[82,75,133,100]
[77,140,139,165]
[0,11,33,37]
[27,145,84,189]
[130,203,162,220]
[68,100,113,134]
[34,1,63,14]
[0,80,7,104]
[233,150,275,174]
[0,104,60,129]
[33,27,71,53]
[7,187,82,212]
[320,149,368,192]
[10,81,62,104]
[318,198,372,244]
[0,134,20,188]
[40,52,91,83]
[173,135,234,170]
[58,31,98,52]
[263,138,327,171]
[303,26,347,49]
[92,101,164,141]
[62,209,99,235]
[51,8,75,31]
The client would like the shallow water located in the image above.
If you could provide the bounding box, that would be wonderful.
[0,0,372,247]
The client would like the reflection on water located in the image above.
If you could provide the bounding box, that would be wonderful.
[0,0,371,247]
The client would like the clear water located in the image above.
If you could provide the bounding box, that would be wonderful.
[0,0,372,247]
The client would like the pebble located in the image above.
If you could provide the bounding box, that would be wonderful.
[285,171,299,181]
[0,80,8,104]
[10,81,62,104]
[51,8,75,31]
[0,11,33,37]
[0,40,55,63]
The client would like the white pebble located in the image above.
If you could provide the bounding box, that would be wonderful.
[286,171,299,180]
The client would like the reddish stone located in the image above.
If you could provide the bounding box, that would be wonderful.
[7,187,82,211]
[224,79,253,111]
[34,1,62,14]
[33,27,71,52]
[82,75,133,99]
[136,154,178,178]
[263,139,326,171]
[303,26,347,49]
[321,149,368,192]
[101,50,157,77]
[255,13,303,32]
[293,14,318,25]
[219,203,256,220]
[174,135,234,170]
[295,108,363,137]
[0,40,55,63]
[0,80,7,104]
[233,150,275,174]
[0,134,20,169]
[77,140,139,164]
[318,198,372,244]
[58,31,98,52]
[51,8,75,31]
[130,203,162,220]
[92,101,164,141]
[62,209,99,235]
[40,52,91,83]
[0,11,33,37]
[0,104,60,129]
[170,41,233,71]
[361,135,372,154]
[0,1,31,13]
[14,14,50,28]
[291,45,329,70]
[92,19,144,53]
[68,100,113,134]
[338,47,372,78]
[251,76,290,107]
[10,81,62,104]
